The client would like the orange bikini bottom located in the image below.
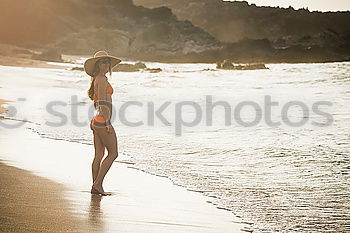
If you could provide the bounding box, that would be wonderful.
[93,115,107,122]
[90,115,109,130]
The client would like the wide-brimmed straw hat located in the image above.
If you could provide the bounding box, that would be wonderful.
[84,50,121,76]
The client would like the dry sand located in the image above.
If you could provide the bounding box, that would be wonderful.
[0,161,85,233]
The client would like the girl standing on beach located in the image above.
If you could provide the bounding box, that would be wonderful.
[85,51,121,196]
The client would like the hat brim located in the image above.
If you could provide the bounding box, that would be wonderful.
[84,55,122,76]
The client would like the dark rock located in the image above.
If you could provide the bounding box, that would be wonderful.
[113,64,140,72]
[134,0,350,44]
[113,62,162,72]
[55,28,131,56]
[145,68,162,73]
[216,60,268,70]
[32,48,63,62]
[221,59,234,69]
[70,67,84,71]
[242,63,268,70]
[134,62,147,69]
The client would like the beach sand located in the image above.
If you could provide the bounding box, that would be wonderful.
[1,97,85,232]
[0,66,87,232]
[0,161,85,233]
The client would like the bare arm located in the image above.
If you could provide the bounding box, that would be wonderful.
[96,76,111,123]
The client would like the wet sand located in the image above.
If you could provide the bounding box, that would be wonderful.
[0,161,85,233]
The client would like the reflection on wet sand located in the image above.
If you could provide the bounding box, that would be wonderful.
[88,194,105,232]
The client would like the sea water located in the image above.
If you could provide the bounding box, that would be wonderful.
[0,61,349,232]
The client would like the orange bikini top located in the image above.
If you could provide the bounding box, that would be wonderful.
[93,83,114,102]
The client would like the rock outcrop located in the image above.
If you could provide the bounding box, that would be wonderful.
[216,60,268,70]
[112,62,162,72]
[134,0,350,43]
[32,48,63,62]
[113,63,142,72]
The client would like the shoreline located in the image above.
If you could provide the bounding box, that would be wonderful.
[1,43,349,69]
[0,60,247,232]
[0,118,247,232]
[0,59,248,231]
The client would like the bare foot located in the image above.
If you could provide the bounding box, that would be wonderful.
[90,187,101,195]
[91,184,107,196]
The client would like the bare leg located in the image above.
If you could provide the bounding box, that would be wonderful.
[92,129,105,183]
[92,124,118,194]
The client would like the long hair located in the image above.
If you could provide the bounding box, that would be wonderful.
[87,59,113,103]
